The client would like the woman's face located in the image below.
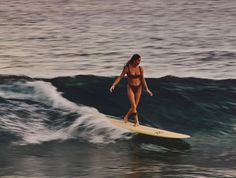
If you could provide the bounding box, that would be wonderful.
[133,58,141,66]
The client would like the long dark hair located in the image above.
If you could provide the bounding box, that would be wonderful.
[124,54,141,68]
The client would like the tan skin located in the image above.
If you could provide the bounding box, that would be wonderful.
[110,58,153,126]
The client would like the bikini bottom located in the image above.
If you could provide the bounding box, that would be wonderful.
[127,83,142,93]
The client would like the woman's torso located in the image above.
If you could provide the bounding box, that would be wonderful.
[127,65,142,86]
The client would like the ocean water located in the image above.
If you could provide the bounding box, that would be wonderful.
[0,0,236,178]
[1,0,236,79]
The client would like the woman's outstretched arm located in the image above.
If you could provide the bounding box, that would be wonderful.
[110,67,128,92]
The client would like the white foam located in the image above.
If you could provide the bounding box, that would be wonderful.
[0,81,78,111]
[22,112,130,145]
[67,106,132,144]
[24,81,78,111]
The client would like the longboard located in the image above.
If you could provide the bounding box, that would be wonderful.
[108,117,191,139]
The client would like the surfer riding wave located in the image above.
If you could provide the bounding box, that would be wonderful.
[110,54,153,126]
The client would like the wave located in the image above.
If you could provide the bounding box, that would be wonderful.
[0,75,236,145]
[46,75,236,134]
[0,75,131,145]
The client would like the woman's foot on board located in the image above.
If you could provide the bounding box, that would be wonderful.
[123,115,128,123]
[134,120,139,127]
[134,113,139,127]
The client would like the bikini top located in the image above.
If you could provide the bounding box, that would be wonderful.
[127,66,142,79]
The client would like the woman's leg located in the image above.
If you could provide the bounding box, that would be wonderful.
[124,85,137,123]
[133,86,142,126]
[135,86,142,107]
[123,108,132,123]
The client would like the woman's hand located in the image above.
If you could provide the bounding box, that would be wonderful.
[146,89,153,96]
[110,85,115,93]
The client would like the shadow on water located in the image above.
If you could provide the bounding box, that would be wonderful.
[132,134,191,150]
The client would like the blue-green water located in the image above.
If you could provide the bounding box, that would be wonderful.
[0,0,236,177]
[0,75,236,177]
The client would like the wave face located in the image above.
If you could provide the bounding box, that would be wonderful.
[1,75,236,145]
[47,75,236,137]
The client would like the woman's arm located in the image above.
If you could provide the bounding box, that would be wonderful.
[110,67,127,92]
[141,66,153,96]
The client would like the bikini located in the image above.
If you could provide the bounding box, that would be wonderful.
[127,66,143,93]
[127,65,142,117]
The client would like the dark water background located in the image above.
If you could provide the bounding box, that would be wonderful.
[0,75,236,177]
[1,0,236,177]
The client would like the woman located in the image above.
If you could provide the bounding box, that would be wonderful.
[110,54,153,126]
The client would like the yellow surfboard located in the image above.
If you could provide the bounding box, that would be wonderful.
[108,117,191,139]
